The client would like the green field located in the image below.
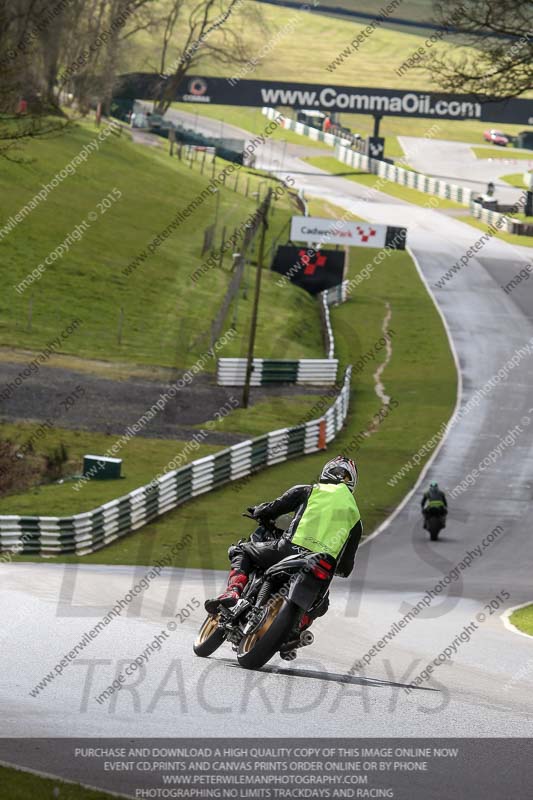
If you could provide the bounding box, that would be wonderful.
[0,765,121,800]
[10,239,456,567]
[509,604,533,637]
[130,2,447,92]
[304,0,434,25]
[0,119,323,370]
[303,155,464,210]
[471,146,533,161]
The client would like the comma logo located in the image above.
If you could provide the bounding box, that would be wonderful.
[189,77,208,96]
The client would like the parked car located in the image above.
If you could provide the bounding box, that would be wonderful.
[483,129,509,146]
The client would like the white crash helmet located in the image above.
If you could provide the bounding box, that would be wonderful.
[320,455,358,493]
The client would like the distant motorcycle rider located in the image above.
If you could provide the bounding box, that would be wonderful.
[421,481,448,529]
[204,456,363,627]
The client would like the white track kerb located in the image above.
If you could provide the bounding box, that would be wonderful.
[360,244,463,548]
[502,602,533,639]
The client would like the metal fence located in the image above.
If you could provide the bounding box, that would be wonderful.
[335,145,475,206]
[469,199,530,236]
[0,368,352,557]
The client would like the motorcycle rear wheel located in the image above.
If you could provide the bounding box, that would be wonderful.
[237,597,299,670]
[427,517,442,541]
[193,614,226,657]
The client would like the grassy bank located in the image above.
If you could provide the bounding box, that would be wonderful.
[0,118,322,370]
[509,604,533,637]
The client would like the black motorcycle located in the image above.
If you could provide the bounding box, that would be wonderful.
[193,513,334,670]
[424,508,446,541]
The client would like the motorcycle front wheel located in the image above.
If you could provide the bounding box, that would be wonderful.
[193,614,226,657]
[237,596,299,670]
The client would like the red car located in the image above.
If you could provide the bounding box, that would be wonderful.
[483,129,509,146]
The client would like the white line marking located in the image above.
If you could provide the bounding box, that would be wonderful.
[502,601,533,639]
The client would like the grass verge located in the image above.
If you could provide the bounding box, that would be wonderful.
[509,604,533,637]
[0,765,121,800]
[501,172,530,189]
[471,146,533,161]
[461,217,533,249]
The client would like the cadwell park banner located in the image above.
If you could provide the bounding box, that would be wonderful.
[292,217,387,248]
[114,74,533,124]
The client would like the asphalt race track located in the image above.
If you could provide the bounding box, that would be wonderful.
[1,114,532,773]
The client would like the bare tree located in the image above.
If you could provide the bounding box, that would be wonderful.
[152,0,263,114]
[0,1,69,159]
[426,0,533,99]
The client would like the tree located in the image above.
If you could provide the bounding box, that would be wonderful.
[152,0,263,114]
[0,0,153,156]
[0,1,69,159]
[426,0,533,99]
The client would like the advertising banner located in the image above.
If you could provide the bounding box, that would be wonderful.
[291,216,388,248]
[116,74,533,124]
[272,245,345,294]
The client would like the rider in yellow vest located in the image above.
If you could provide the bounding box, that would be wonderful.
[421,480,448,529]
[205,456,363,624]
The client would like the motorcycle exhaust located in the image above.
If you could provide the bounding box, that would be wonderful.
[281,650,297,661]
[299,630,314,647]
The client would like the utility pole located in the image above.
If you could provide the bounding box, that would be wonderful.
[242,190,272,409]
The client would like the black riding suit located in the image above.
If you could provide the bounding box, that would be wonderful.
[229,484,363,618]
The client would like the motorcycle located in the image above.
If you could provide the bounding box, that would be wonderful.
[193,513,334,670]
[423,508,446,541]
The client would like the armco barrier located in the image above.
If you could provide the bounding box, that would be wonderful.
[0,368,352,556]
[335,144,475,206]
[216,358,339,386]
[267,102,531,236]
[320,292,335,360]
[263,107,476,207]
[217,288,339,387]
[323,281,349,306]
[469,199,530,236]
[262,107,353,150]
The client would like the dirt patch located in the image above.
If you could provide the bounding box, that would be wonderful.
[0,361,322,445]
